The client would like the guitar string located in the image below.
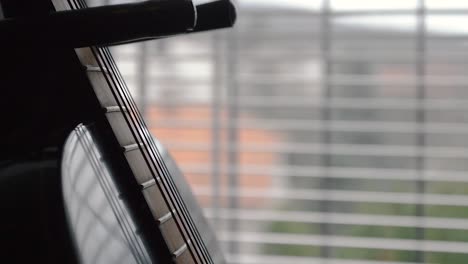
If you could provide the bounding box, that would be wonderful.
[100,17,217,261]
[99,3,213,262]
[74,1,212,262]
[70,151,134,261]
[66,0,151,261]
[73,125,139,261]
[92,2,214,259]
[82,125,152,264]
[87,47,155,262]
[88,1,212,261]
[99,47,208,264]
[80,127,148,264]
[72,0,203,262]
[100,46,213,264]
[77,125,147,264]
[95,44,203,263]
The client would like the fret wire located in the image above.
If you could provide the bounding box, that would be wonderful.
[100,45,211,264]
[69,0,148,261]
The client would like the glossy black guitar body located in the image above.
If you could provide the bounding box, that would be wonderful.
[0,0,230,263]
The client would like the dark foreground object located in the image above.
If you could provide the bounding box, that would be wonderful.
[0,0,236,47]
[0,0,235,263]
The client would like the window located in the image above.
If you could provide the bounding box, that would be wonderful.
[102,0,468,263]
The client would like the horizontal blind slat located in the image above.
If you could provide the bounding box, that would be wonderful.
[218,231,468,253]
[204,208,468,229]
[193,187,468,206]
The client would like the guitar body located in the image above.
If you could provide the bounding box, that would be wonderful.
[0,0,225,263]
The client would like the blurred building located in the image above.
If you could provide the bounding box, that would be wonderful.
[147,105,283,208]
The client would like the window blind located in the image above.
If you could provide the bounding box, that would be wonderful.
[94,0,468,263]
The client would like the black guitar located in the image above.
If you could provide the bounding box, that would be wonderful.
[0,0,235,263]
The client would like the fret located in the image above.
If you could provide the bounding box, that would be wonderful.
[142,181,201,264]
[85,65,110,74]
[143,182,201,263]
[142,184,170,219]
[173,247,195,264]
[159,217,185,253]
[125,147,154,184]
[173,212,204,264]
[105,111,137,146]
[172,240,190,258]
[147,153,207,263]
[87,71,118,107]
[157,209,176,225]
[122,142,144,152]
[105,106,128,113]
[140,178,159,190]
